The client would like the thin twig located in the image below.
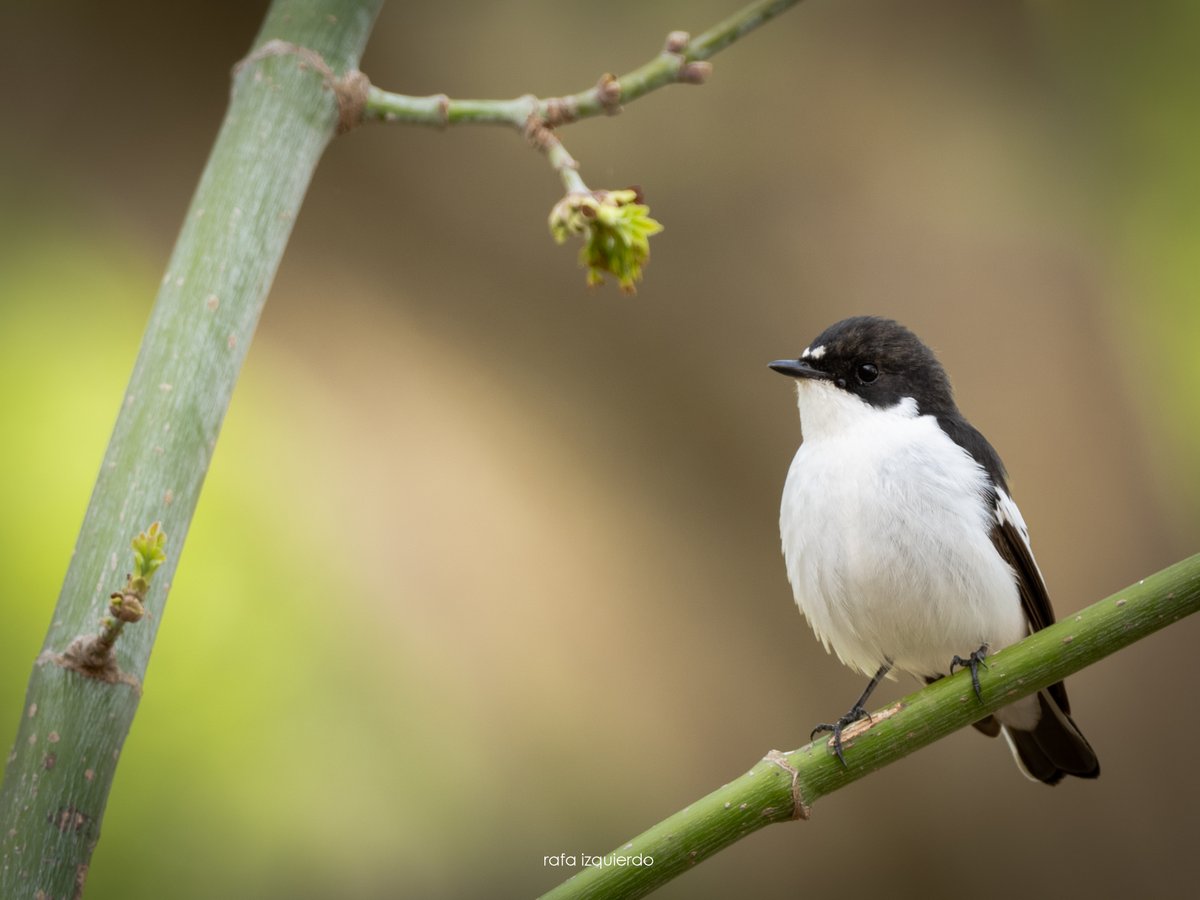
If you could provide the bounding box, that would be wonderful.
[364,0,803,126]
[362,0,805,188]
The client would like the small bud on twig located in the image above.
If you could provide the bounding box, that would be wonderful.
[596,73,622,114]
[109,592,146,624]
[679,61,713,85]
[56,523,166,682]
[664,31,691,54]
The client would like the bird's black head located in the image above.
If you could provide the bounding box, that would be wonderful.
[769,316,957,415]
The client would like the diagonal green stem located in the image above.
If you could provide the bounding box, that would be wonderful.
[0,2,382,896]
[539,553,1200,899]
[688,0,801,60]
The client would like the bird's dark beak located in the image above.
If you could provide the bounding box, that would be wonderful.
[768,359,832,381]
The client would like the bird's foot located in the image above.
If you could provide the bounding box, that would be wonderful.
[810,705,872,766]
[949,644,990,701]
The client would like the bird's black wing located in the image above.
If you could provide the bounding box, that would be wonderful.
[990,489,1054,632]
[936,412,1069,712]
[936,414,1097,779]
[989,487,1070,712]
[935,413,1055,630]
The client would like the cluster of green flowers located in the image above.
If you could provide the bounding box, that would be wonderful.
[549,189,664,293]
[131,521,168,584]
[108,522,168,623]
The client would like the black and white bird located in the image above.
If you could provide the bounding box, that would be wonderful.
[770,316,1099,784]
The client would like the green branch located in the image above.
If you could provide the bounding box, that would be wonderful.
[540,553,1200,900]
[363,0,803,127]
[362,0,805,290]
[0,2,382,896]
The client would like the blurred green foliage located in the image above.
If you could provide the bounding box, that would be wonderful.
[0,234,470,898]
[1031,0,1200,515]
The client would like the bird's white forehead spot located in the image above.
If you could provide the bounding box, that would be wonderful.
[800,346,810,359]
[808,345,827,360]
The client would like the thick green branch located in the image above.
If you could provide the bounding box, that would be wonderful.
[0,2,382,896]
[540,553,1200,900]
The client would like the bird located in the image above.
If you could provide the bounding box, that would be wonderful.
[770,316,1099,784]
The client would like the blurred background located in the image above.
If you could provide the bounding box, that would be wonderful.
[1,1,1198,897]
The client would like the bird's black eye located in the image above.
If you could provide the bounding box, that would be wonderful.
[856,363,879,384]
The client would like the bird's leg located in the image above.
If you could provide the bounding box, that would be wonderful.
[811,663,891,766]
[949,643,990,702]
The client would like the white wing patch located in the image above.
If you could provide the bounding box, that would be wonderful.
[994,488,1031,547]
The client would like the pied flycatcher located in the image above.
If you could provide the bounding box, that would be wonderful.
[771,316,1099,784]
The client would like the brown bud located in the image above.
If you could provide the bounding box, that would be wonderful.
[679,61,713,85]
[109,592,146,623]
[664,31,690,54]
[596,73,622,113]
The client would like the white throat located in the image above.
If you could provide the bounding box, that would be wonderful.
[794,380,919,442]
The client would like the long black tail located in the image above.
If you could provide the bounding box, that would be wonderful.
[1001,686,1100,785]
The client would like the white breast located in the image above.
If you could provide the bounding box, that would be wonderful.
[779,382,1027,678]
